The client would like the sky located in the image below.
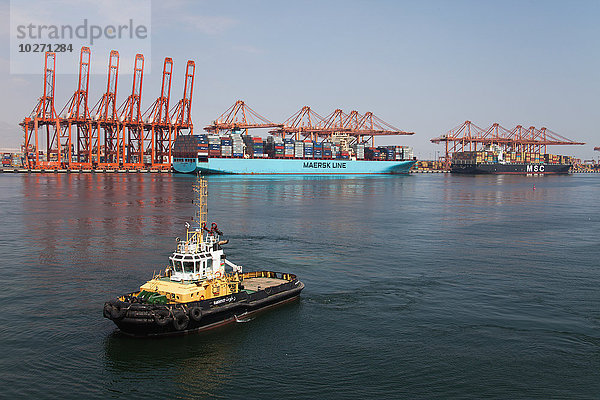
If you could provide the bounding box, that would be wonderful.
[0,0,598,160]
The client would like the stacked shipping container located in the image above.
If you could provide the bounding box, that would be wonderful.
[452,151,573,165]
[172,134,414,162]
[284,139,294,158]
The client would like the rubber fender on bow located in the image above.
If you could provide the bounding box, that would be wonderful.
[110,301,127,320]
[172,310,189,331]
[103,303,113,319]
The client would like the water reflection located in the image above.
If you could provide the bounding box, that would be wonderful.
[438,174,558,226]
[103,326,239,397]
[103,299,302,398]
[20,173,184,299]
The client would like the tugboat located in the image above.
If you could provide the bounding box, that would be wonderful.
[103,176,304,337]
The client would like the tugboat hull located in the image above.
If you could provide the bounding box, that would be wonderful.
[104,274,304,337]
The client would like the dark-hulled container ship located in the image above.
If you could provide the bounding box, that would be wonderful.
[451,147,573,175]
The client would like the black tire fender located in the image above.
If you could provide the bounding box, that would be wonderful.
[153,308,170,326]
[172,310,189,331]
[189,306,203,322]
[103,303,113,319]
[110,301,127,320]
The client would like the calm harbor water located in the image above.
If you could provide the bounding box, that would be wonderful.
[0,172,598,399]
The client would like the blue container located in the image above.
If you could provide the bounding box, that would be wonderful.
[209,144,221,150]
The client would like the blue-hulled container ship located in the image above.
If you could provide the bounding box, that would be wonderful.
[172,134,416,175]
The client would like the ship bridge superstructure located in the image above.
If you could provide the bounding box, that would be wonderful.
[169,234,223,282]
[167,176,241,283]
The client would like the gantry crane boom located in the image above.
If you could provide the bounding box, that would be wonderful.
[431,120,585,164]
[271,106,414,144]
[204,100,283,134]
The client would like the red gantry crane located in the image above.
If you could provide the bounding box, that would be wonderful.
[90,50,120,168]
[204,100,283,135]
[271,107,414,145]
[142,57,173,168]
[272,106,327,140]
[20,48,198,170]
[118,53,145,168]
[348,111,414,145]
[59,46,92,168]
[170,60,196,138]
[431,120,585,165]
[21,52,61,168]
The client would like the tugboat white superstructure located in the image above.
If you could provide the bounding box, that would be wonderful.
[103,176,304,337]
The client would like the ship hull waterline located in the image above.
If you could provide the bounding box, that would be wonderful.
[451,163,571,175]
[173,158,417,175]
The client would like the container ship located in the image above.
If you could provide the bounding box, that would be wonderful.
[172,133,416,175]
[451,145,573,175]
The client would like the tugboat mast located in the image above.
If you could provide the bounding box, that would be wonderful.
[190,174,208,244]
